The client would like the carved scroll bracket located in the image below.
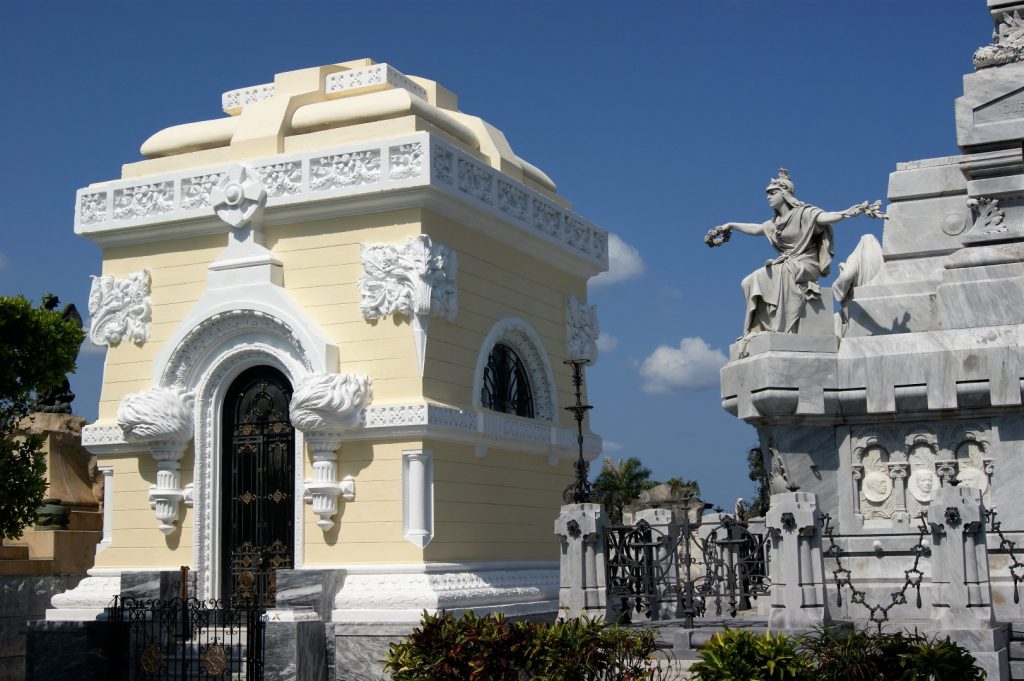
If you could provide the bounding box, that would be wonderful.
[290,372,372,531]
[117,386,194,534]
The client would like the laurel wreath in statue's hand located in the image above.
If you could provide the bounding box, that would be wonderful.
[705,225,731,248]
[843,200,887,220]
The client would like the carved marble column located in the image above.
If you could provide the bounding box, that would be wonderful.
[889,463,909,522]
[553,503,610,620]
[765,492,830,630]
[117,387,194,534]
[289,373,372,531]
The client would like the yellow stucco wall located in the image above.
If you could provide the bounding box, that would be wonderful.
[92,197,587,570]
[425,442,569,563]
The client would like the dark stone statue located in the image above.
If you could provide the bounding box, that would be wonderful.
[35,294,81,414]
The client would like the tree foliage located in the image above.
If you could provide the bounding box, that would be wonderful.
[0,295,85,542]
[737,446,770,520]
[592,457,657,524]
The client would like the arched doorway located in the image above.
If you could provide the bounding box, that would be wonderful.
[220,365,295,606]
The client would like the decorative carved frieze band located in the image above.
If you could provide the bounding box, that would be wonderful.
[84,401,602,459]
[73,132,608,272]
[290,372,373,531]
[87,269,152,347]
[117,386,194,535]
[325,63,427,100]
[566,295,599,363]
[221,83,275,113]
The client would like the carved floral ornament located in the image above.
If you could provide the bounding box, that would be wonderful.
[974,11,1024,69]
[209,164,266,229]
[566,295,599,364]
[358,234,457,322]
[88,269,152,347]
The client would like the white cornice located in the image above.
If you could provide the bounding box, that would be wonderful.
[75,132,607,276]
[82,402,602,460]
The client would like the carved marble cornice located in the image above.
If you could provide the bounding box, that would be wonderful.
[74,132,607,275]
[84,402,601,461]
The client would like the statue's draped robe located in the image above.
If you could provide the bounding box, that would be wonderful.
[741,204,833,336]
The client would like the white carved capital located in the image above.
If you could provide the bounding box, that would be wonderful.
[566,294,599,363]
[210,164,266,229]
[87,269,152,347]
[290,373,372,531]
[117,386,194,534]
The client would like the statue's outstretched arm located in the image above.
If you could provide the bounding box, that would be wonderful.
[721,221,765,236]
[818,201,886,226]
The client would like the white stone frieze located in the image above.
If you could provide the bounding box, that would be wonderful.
[87,269,152,347]
[73,132,607,271]
[221,83,275,113]
[84,401,601,460]
[325,63,427,100]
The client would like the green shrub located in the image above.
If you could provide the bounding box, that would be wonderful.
[688,628,811,680]
[382,610,667,680]
[688,626,983,681]
[798,626,984,681]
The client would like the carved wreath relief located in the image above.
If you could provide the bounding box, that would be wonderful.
[566,295,599,363]
[851,424,994,522]
[358,234,457,322]
[88,269,152,346]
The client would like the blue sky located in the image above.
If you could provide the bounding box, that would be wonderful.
[0,1,991,508]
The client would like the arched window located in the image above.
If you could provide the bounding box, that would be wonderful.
[481,343,534,418]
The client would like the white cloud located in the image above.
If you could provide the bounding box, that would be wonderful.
[638,337,728,394]
[603,440,624,453]
[589,233,645,288]
[660,285,684,300]
[596,331,619,354]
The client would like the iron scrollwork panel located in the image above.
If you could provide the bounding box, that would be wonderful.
[605,515,770,626]
[224,370,295,608]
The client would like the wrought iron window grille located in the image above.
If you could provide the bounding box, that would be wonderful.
[481,343,534,417]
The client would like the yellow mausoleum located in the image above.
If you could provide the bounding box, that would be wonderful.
[51,60,607,630]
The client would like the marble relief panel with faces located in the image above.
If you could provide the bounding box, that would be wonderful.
[850,421,994,522]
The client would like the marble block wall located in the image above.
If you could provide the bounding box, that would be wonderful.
[720,2,1024,640]
[0,575,84,681]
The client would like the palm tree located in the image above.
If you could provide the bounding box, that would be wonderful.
[592,457,656,524]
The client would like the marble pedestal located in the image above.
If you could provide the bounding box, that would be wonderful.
[263,609,327,681]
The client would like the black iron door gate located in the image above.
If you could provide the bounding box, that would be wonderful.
[222,366,295,607]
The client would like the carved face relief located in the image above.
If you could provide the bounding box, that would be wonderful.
[862,471,893,503]
[957,464,988,493]
[908,468,939,503]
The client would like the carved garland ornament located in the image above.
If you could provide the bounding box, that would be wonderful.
[974,11,1024,69]
[566,295,600,364]
[88,269,152,347]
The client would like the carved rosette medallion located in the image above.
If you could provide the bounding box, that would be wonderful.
[209,165,266,229]
[566,295,600,364]
[290,373,373,531]
[88,269,152,347]
[117,386,195,534]
[358,234,457,374]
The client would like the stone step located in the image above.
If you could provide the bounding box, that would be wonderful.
[69,510,102,532]
[0,545,29,560]
[1010,659,1024,680]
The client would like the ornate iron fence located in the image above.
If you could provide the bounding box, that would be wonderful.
[605,513,769,627]
[105,574,265,680]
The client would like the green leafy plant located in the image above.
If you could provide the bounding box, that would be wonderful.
[593,457,657,524]
[689,628,810,681]
[383,611,667,680]
[0,294,84,543]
